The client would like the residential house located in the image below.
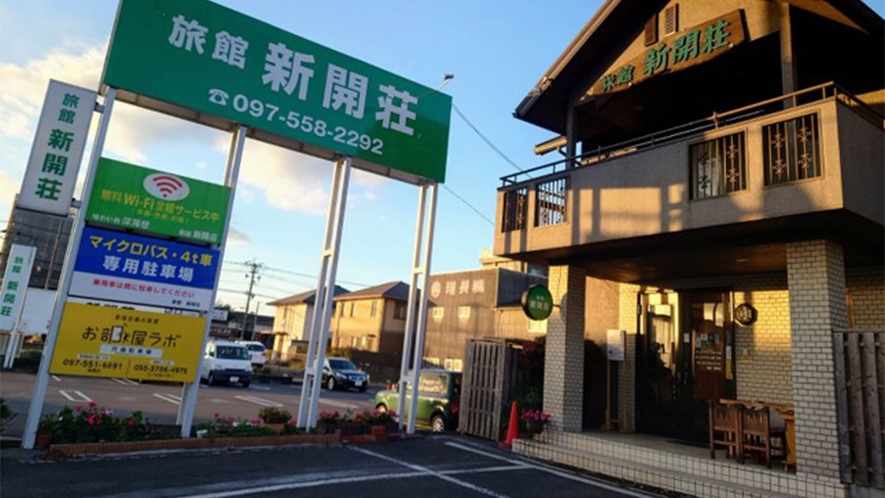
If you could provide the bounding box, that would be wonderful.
[495,1,883,497]
[267,285,349,360]
[330,281,409,358]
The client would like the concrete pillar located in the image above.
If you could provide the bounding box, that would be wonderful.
[787,240,847,481]
[544,265,586,432]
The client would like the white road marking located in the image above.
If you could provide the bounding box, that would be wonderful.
[178,471,423,498]
[118,396,138,401]
[110,378,140,386]
[351,446,511,498]
[58,390,92,402]
[234,395,283,407]
[152,393,181,405]
[445,441,652,498]
[318,398,360,410]
[51,375,61,382]
[209,398,231,404]
[248,385,271,391]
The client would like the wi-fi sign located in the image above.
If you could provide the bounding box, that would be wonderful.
[143,173,191,202]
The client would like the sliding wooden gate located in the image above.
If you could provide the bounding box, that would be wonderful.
[458,338,522,441]
[833,329,884,490]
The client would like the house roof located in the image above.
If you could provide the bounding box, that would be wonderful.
[334,281,410,302]
[267,285,350,306]
[515,0,884,134]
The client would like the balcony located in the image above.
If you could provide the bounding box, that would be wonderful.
[495,83,884,279]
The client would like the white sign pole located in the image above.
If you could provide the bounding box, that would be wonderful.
[405,183,437,434]
[397,186,427,429]
[22,89,116,450]
[298,156,352,429]
[177,125,247,437]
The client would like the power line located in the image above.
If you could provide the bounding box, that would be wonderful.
[441,184,494,226]
[452,102,525,173]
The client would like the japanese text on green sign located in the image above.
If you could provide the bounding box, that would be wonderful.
[103,0,451,182]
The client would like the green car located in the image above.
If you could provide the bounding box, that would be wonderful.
[374,369,461,432]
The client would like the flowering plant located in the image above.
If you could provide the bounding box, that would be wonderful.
[38,402,155,443]
[520,409,551,424]
[194,413,275,438]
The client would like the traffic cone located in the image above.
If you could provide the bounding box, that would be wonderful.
[499,400,519,450]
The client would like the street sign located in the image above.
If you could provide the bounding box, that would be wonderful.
[521,284,553,321]
[102,0,451,183]
[49,302,205,382]
[0,245,37,331]
[18,81,97,215]
[87,157,230,244]
[69,226,220,311]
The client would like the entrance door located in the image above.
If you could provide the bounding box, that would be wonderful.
[680,291,735,442]
[637,300,679,436]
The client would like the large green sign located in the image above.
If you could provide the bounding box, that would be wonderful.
[102,0,451,182]
[521,285,553,321]
[87,157,230,244]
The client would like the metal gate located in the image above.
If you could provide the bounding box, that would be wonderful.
[458,338,522,440]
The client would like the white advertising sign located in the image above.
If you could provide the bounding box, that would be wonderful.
[18,288,57,335]
[0,245,37,331]
[606,329,625,362]
[17,80,97,215]
[211,308,229,322]
[69,271,213,311]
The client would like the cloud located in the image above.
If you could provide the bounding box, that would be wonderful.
[0,171,18,217]
[227,227,251,246]
[0,41,105,141]
[0,39,214,168]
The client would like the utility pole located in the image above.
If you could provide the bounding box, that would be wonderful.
[241,259,262,340]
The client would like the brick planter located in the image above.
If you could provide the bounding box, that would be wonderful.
[49,433,341,457]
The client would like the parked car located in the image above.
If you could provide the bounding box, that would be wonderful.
[322,357,369,392]
[237,340,267,367]
[374,369,461,432]
[200,340,253,387]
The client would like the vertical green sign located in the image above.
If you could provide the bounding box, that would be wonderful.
[102,0,451,182]
[87,157,230,244]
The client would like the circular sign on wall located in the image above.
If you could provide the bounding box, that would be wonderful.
[735,303,758,326]
[521,284,554,321]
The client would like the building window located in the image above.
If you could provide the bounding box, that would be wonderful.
[535,176,568,227]
[370,300,377,317]
[763,113,822,186]
[664,5,678,35]
[458,306,471,319]
[432,307,444,320]
[644,15,658,46]
[349,302,355,317]
[394,302,407,320]
[527,319,548,334]
[690,132,747,199]
[502,187,528,232]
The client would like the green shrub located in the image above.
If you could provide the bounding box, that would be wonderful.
[0,399,17,433]
[258,407,291,424]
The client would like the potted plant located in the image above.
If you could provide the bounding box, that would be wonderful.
[520,409,551,435]
[36,415,56,450]
[257,407,292,434]
[316,410,342,434]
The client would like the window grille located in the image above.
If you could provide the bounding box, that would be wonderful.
[664,5,679,35]
[535,177,568,227]
[763,114,822,186]
[690,132,747,199]
[502,187,528,232]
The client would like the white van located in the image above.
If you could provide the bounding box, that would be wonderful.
[200,340,253,387]
[237,340,267,367]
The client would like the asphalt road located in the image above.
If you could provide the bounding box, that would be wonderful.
[0,435,658,498]
[0,371,377,437]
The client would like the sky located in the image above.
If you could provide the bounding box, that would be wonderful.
[1,0,883,315]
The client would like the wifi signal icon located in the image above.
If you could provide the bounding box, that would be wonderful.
[143,173,191,202]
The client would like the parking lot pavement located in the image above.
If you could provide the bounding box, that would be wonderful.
[0,371,377,437]
[0,435,660,498]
